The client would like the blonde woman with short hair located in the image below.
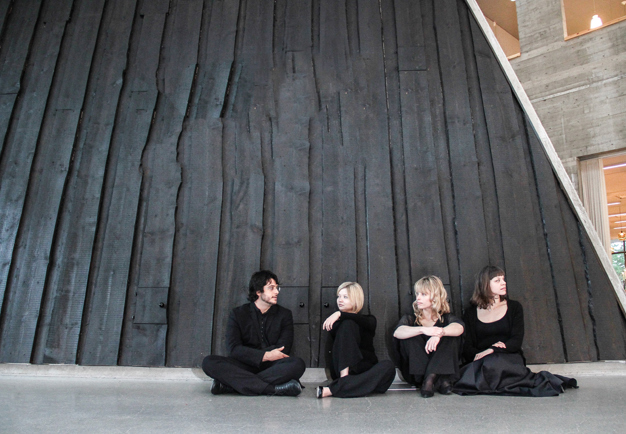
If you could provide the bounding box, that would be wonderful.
[393,275,464,397]
[317,282,396,398]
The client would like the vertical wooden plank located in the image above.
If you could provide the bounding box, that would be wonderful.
[457,3,505,268]
[338,0,398,360]
[319,285,338,368]
[558,184,602,360]
[424,0,490,312]
[261,0,316,365]
[79,0,170,366]
[306,3,324,365]
[313,0,358,363]
[30,0,138,365]
[379,0,412,317]
[316,1,356,287]
[0,0,104,363]
[469,13,563,363]
[308,113,324,366]
[0,0,12,36]
[420,0,462,314]
[399,70,450,292]
[434,0,490,306]
[118,0,203,367]
[167,0,240,368]
[0,0,42,156]
[263,0,314,286]
[580,228,626,360]
[526,121,595,362]
[211,0,274,356]
[0,0,72,328]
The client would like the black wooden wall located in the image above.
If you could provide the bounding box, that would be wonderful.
[0,0,625,368]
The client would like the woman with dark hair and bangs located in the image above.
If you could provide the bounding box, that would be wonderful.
[393,276,464,398]
[453,265,578,397]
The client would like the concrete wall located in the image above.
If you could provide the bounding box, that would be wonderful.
[511,0,626,191]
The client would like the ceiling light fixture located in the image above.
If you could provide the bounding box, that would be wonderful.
[603,162,626,170]
[591,0,603,29]
[590,15,603,29]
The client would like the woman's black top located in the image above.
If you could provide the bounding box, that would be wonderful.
[462,299,524,363]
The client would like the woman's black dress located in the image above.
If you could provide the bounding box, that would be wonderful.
[326,312,396,398]
[393,313,464,386]
[453,300,577,397]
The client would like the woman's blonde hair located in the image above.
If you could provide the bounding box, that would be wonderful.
[337,282,364,313]
[412,275,450,325]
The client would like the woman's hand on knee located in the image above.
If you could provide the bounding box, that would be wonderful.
[323,311,341,331]
[425,336,440,354]
[473,348,494,361]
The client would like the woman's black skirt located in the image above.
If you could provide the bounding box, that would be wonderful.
[453,353,578,397]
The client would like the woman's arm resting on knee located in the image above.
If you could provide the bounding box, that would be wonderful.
[393,325,423,339]
[441,323,464,337]
[322,311,341,331]
[394,325,443,339]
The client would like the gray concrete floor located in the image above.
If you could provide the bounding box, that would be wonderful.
[2,363,626,433]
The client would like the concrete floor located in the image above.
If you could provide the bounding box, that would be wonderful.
[2,363,626,433]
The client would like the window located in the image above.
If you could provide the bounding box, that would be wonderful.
[579,151,626,289]
[476,0,520,59]
[612,240,626,289]
[605,153,626,289]
[563,0,626,39]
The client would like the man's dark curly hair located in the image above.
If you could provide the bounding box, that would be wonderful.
[248,270,279,302]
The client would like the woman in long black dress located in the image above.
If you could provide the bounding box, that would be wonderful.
[393,275,464,397]
[317,282,396,398]
[453,265,578,397]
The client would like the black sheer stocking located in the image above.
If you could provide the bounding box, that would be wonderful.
[420,373,438,398]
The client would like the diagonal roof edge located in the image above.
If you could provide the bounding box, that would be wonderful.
[464,0,626,315]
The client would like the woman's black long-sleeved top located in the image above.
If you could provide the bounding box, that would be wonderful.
[462,299,524,363]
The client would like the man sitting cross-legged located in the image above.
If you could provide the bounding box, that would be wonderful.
[202,270,306,396]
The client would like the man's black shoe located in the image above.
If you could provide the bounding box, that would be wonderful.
[211,379,235,395]
[273,379,302,397]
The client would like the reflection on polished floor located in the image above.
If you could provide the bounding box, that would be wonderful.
[2,363,626,433]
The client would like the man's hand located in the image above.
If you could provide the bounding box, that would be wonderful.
[263,346,289,362]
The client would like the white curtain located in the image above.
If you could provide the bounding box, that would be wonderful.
[579,158,611,254]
